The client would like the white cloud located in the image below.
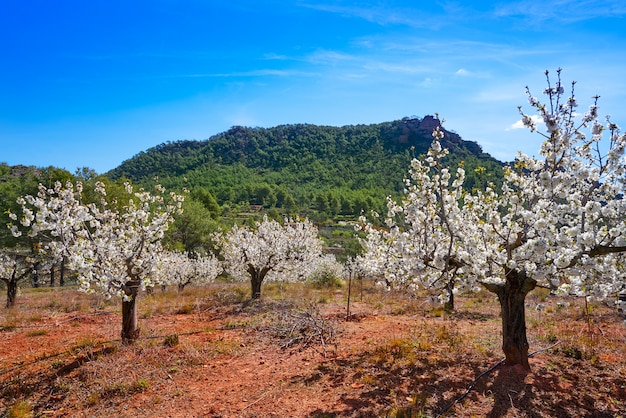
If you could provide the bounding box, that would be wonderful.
[507,114,543,130]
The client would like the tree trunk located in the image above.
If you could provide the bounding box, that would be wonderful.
[6,280,17,308]
[31,270,39,288]
[484,269,537,370]
[443,278,455,312]
[251,275,262,299]
[248,265,270,300]
[50,265,55,287]
[59,258,65,287]
[121,281,140,344]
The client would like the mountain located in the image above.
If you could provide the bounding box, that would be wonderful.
[107,116,503,218]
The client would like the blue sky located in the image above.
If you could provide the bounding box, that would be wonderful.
[1,1,626,173]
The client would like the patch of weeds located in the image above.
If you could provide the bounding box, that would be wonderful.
[531,287,551,303]
[45,300,62,310]
[373,338,418,367]
[473,340,497,358]
[555,301,570,312]
[101,378,149,399]
[540,332,559,344]
[132,378,150,392]
[308,270,343,289]
[26,329,47,337]
[208,339,241,356]
[101,383,129,399]
[1,323,17,332]
[205,286,248,306]
[434,324,463,348]
[27,314,42,322]
[51,359,65,369]
[385,404,428,418]
[63,301,85,313]
[222,319,253,329]
[87,392,101,406]
[561,345,583,360]
[317,293,331,304]
[140,307,153,319]
[430,306,448,318]
[71,336,98,352]
[163,334,179,347]
[176,304,195,315]
[360,373,377,386]
[6,399,33,418]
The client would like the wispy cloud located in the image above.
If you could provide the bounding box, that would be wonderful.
[306,49,358,65]
[299,2,451,29]
[493,0,626,23]
[183,70,317,78]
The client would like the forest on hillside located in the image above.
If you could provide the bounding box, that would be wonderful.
[107,116,503,220]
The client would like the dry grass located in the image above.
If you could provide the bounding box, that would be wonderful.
[1,281,625,417]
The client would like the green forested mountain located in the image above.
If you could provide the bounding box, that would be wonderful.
[107,116,503,221]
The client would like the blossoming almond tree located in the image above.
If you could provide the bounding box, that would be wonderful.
[465,70,626,368]
[359,125,469,311]
[11,180,184,343]
[155,250,222,292]
[0,251,45,308]
[361,70,626,369]
[221,215,323,299]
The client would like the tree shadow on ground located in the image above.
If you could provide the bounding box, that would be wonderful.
[298,344,626,418]
[295,347,496,417]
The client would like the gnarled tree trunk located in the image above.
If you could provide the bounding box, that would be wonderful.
[121,280,140,344]
[483,269,537,370]
[248,265,271,299]
[5,280,17,308]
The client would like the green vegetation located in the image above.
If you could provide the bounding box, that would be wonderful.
[107,116,503,221]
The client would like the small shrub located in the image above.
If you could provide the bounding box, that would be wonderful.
[561,345,583,360]
[163,334,179,347]
[71,337,97,352]
[373,338,418,367]
[86,392,101,406]
[101,379,148,398]
[51,359,64,369]
[6,400,33,418]
[132,378,150,393]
